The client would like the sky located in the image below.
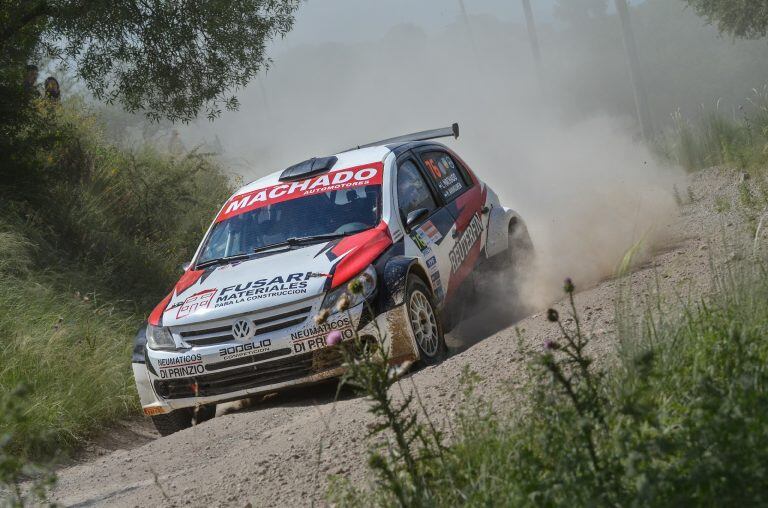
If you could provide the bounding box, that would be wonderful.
[278,0,647,48]
[279,0,558,47]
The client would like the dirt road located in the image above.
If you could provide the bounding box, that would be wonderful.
[51,168,743,507]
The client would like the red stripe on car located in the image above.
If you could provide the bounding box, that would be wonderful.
[148,293,172,326]
[329,221,392,289]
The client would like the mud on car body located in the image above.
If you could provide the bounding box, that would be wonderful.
[132,124,533,435]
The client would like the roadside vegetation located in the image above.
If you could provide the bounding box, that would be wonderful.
[0,99,232,470]
[331,245,768,506]
[661,86,768,173]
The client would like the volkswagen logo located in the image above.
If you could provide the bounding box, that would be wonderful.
[231,319,254,341]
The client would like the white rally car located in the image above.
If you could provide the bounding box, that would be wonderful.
[132,124,533,435]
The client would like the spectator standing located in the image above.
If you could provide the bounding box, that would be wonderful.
[23,64,39,95]
[44,77,61,101]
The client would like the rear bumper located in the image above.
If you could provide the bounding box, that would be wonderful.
[134,303,418,415]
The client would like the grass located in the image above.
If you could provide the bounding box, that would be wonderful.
[0,239,136,458]
[0,98,233,468]
[661,87,768,173]
[330,243,768,506]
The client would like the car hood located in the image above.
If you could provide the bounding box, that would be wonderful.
[148,223,393,327]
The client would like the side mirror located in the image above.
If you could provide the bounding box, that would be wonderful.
[181,262,191,272]
[405,208,429,232]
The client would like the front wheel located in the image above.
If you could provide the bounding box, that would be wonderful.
[151,404,216,436]
[406,275,446,365]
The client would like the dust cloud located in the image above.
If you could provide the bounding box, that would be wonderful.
[182,14,684,312]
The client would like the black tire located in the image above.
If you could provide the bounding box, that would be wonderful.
[151,408,193,436]
[406,275,447,365]
[151,404,216,436]
[500,221,535,288]
[193,403,216,424]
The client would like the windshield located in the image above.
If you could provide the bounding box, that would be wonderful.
[197,185,381,265]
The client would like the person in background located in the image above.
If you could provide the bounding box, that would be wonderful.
[23,64,39,95]
[44,77,61,101]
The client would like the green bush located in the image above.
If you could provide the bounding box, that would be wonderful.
[1,384,57,506]
[3,99,233,308]
[332,259,768,506]
[0,99,233,459]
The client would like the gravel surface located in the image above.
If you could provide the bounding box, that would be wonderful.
[49,167,749,507]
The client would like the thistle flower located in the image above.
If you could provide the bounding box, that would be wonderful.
[326,330,343,346]
[314,308,330,325]
[348,278,364,294]
[545,340,560,350]
[336,293,350,312]
[547,308,559,322]
[564,278,575,294]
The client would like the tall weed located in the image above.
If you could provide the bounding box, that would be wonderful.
[662,89,768,172]
[333,255,768,506]
[0,99,234,459]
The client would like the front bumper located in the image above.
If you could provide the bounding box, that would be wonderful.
[134,300,418,416]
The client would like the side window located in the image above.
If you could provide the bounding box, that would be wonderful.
[419,151,470,202]
[397,159,437,222]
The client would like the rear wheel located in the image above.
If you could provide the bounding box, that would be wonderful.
[406,275,446,365]
[500,222,534,288]
[151,404,216,436]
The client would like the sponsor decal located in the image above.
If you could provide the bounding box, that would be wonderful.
[435,286,445,302]
[291,316,354,353]
[449,214,484,274]
[157,354,204,379]
[410,231,428,251]
[423,154,465,201]
[176,288,217,319]
[420,221,442,243]
[426,256,437,269]
[143,406,168,416]
[218,339,272,360]
[410,220,443,253]
[214,272,313,308]
[217,163,384,222]
[430,271,441,283]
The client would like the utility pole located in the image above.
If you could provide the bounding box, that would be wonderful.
[457,0,479,57]
[614,0,653,141]
[521,0,543,83]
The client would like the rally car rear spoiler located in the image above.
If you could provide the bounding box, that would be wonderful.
[348,123,460,151]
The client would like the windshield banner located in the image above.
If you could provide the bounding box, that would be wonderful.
[216,162,383,222]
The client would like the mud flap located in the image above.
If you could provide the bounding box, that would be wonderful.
[378,256,421,363]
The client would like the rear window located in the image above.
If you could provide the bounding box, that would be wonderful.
[419,151,470,202]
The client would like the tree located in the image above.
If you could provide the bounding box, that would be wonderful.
[554,0,608,25]
[683,0,768,39]
[0,1,299,122]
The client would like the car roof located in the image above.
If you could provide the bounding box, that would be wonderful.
[232,140,449,196]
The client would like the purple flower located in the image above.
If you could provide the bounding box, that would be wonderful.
[545,340,560,351]
[564,278,575,294]
[327,330,343,346]
[547,308,559,322]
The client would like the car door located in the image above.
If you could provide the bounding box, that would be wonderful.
[413,147,487,298]
[395,156,455,305]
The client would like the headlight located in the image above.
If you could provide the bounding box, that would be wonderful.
[321,265,377,315]
[146,324,177,350]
